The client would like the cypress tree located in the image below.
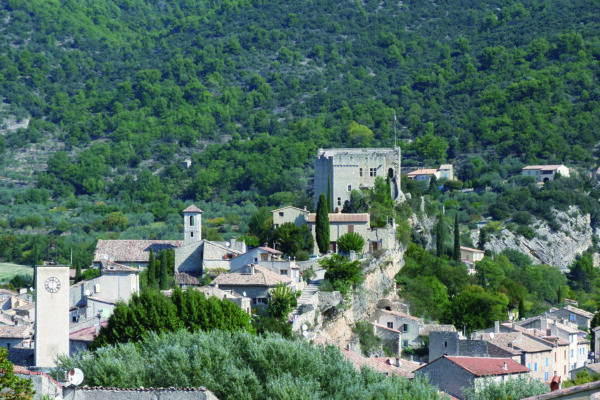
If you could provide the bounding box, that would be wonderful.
[435,213,445,257]
[159,250,169,290]
[453,214,460,261]
[147,248,157,289]
[518,298,526,320]
[327,177,332,212]
[477,228,487,250]
[316,194,330,254]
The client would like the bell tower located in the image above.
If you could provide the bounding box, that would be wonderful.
[35,264,70,368]
[183,205,203,245]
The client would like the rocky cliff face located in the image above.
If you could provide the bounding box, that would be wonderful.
[477,206,596,271]
[316,248,404,349]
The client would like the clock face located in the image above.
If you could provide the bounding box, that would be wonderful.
[44,277,61,293]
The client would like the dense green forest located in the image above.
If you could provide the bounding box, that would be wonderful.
[1,0,600,267]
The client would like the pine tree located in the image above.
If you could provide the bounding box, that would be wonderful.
[147,248,157,289]
[316,194,330,254]
[453,213,460,261]
[327,177,332,212]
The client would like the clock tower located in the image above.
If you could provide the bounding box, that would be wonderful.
[34,264,70,368]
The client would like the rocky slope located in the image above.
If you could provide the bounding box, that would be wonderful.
[477,206,597,270]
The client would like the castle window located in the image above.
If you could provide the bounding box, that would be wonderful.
[359,168,363,177]
[347,185,351,191]
[369,168,376,177]
[189,215,194,226]
[337,197,341,206]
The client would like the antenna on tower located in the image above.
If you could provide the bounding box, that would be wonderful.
[393,111,397,148]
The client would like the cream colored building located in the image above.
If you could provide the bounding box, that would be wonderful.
[35,264,70,368]
[522,165,570,183]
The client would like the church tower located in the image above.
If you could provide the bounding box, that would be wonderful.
[183,204,203,245]
[35,264,69,368]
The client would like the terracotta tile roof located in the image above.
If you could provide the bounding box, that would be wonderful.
[211,265,291,287]
[407,169,438,176]
[478,332,553,353]
[271,206,309,214]
[101,260,140,273]
[373,323,402,334]
[440,356,529,376]
[522,165,566,171]
[259,246,282,255]
[460,246,484,253]
[306,213,370,223]
[341,349,420,378]
[94,240,182,263]
[0,325,32,339]
[70,322,107,342]
[13,366,62,388]
[377,309,421,322]
[0,289,18,296]
[561,305,595,320]
[420,324,457,336]
[183,205,203,213]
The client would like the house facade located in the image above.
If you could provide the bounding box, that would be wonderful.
[416,356,529,399]
[460,246,484,266]
[522,165,570,183]
[314,147,402,211]
[546,306,595,330]
[407,164,454,182]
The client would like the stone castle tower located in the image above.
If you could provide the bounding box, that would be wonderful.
[183,204,203,246]
[314,147,402,211]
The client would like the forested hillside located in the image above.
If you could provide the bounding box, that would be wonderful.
[1,0,600,267]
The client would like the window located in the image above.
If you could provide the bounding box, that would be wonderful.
[387,322,393,329]
[280,270,288,275]
[545,372,549,382]
[370,168,377,177]
[534,363,538,371]
[546,357,549,367]
[571,349,574,358]
[359,168,363,177]
[402,324,409,333]
[189,215,194,226]
[347,184,351,191]
[190,231,194,238]
[337,197,341,206]
[279,212,284,217]
[385,306,391,311]
[256,298,268,304]
[402,340,408,348]
[348,225,354,233]
[570,314,575,322]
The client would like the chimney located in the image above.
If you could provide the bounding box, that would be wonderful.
[494,320,500,333]
[251,265,255,275]
[503,362,507,370]
[395,358,401,367]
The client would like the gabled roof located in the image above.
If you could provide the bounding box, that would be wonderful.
[377,309,421,322]
[258,246,282,255]
[70,322,107,342]
[418,356,529,376]
[270,206,309,214]
[183,204,203,213]
[477,331,553,353]
[211,265,291,287]
[94,240,182,263]
[0,325,32,339]
[522,165,566,171]
[560,305,595,320]
[101,260,140,274]
[460,246,484,253]
[407,169,438,176]
[203,240,244,255]
[306,213,370,223]
[420,324,457,336]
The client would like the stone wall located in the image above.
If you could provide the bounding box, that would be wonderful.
[62,387,218,400]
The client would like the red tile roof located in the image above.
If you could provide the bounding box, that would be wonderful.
[259,246,282,255]
[306,213,370,223]
[70,322,108,342]
[444,356,529,376]
[211,265,291,287]
[522,165,566,171]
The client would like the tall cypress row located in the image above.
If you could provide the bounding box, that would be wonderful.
[453,213,460,261]
[316,194,330,254]
[147,248,157,289]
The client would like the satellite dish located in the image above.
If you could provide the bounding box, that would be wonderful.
[84,290,91,297]
[68,368,84,386]
[243,292,246,297]
[490,333,495,340]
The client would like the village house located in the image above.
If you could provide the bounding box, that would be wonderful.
[313,147,403,211]
[460,246,484,266]
[415,355,530,399]
[271,206,396,254]
[93,239,182,269]
[546,305,595,330]
[569,362,600,380]
[210,264,293,308]
[406,164,454,182]
[429,331,520,364]
[522,165,570,183]
[194,286,252,314]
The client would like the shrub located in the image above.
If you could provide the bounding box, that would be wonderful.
[337,232,365,254]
